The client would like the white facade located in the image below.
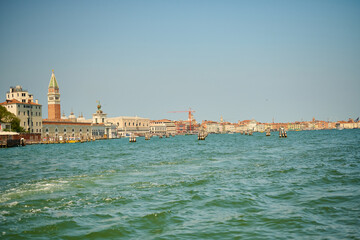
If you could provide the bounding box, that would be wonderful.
[6,86,37,104]
[2,86,42,133]
[1,100,42,133]
[224,124,236,133]
[150,120,176,135]
[206,123,220,133]
[107,116,150,137]
[43,121,92,141]
[93,110,107,124]
[91,105,117,139]
[150,122,166,135]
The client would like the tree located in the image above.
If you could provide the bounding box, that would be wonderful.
[0,105,26,132]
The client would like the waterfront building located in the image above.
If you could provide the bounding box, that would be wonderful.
[237,119,258,131]
[174,120,199,134]
[149,121,166,135]
[202,121,220,134]
[288,122,302,131]
[224,122,236,133]
[174,120,187,134]
[256,123,266,132]
[1,86,42,133]
[91,102,117,139]
[43,121,92,141]
[150,119,176,135]
[336,119,359,129]
[93,102,107,124]
[107,116,149,137]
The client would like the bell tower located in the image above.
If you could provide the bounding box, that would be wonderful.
[48,70,61,120]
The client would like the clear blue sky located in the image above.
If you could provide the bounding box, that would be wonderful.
[1,0,359,123]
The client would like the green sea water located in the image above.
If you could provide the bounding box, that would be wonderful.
[1,130,359,239]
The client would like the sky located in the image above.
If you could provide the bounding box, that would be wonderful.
[0,0,359,123]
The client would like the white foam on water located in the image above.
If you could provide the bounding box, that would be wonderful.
[0,210,10,215]
[0,180,69,203]
[7,201,18,207]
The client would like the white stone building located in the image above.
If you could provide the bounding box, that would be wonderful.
[107,116,150,137]
[150,121,166,135]
[1,86,42,133]
[150,119,176,135]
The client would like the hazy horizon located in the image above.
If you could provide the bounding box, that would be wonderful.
[1,0,359,123]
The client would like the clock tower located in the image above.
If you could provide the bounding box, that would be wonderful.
[48,70,61,120]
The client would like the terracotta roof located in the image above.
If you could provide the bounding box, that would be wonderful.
[0,99,41,106]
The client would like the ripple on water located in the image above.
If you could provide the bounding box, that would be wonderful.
[0,130,359,239]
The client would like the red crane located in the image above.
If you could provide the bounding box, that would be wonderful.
[168,108,196,132]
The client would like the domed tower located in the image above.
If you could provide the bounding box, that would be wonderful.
[48,70,61,120]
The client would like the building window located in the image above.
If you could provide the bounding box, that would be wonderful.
[64,128,67,132]
[46,128,49,132]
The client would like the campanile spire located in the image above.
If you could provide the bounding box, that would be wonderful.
[48,70,61,119]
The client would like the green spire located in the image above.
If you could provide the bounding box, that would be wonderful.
[49,69,59,89]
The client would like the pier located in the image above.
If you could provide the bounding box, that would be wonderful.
[129,134,137,142]
[279,128,287,138]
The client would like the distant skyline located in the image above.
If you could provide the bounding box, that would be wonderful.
[1,0,359,123]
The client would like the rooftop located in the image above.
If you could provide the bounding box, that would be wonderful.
[0,99,41,106]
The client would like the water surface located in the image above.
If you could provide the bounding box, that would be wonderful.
[1,130,359,239]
